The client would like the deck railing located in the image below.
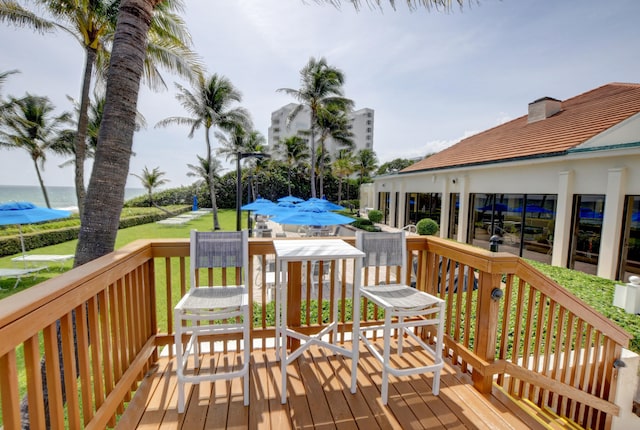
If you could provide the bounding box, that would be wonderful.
[0,236,631,429]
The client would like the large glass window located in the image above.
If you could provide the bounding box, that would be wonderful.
[405,193,441,225]
[469,193,556,265]
[448,193,459,239]
[568,195,605,275]
[618,195,640,282]
[378,192,390,225]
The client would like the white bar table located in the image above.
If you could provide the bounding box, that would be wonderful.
[273,238,364,404]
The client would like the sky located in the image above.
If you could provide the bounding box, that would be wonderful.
[1,0,640,188]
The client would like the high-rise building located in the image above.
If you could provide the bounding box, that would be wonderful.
[268,103,374,157]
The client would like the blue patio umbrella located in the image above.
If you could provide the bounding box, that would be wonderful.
[477,203,509,212]
[277,195,304,203]
[512,205,553,214]
[579,208,603,219]
[272,205,355,226]
[300,197,345,211]
[254,201,297,216]
[0,201,71,262]
[241,197,275,211]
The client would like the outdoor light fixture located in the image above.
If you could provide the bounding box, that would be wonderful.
[236,151,270,231]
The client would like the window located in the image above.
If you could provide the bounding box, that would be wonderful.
[367,127,371,132]
[273,127,280,133]
[367,120,372,125]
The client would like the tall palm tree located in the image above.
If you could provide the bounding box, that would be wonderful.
[187,154,222,191]
[355,148,379,185]
[1,0,201,218]
[316,102,354,196]
[156,73,251,230]
[276,135,308,196]
[332,149,356,202]
[0,94,72,207]
[131,165,169,207]
[277,56,353,198]
[76,0,465,261]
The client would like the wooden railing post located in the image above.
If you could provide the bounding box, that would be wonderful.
[472,270,502,393]
[287,261,302,350]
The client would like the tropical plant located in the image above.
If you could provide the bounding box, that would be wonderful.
[156,73,251,230]
[277,56,353,198]
[316,102,354,196]
[355,148,379,185]
[376,157,414,175]
[332,149,356,202]
[186,154,223,204]
[0,69,19,116]
[416,217,439,235]
[0,93,72,207]
[0,0,201,217]
[367,209,383,223]
[277,135,309,196]
[131,165,169,207]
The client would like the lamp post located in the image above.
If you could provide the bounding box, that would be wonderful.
[236,151,270,231]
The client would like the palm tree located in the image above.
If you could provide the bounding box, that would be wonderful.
[156,73,251,230]
[131,166,169,207]
[1,0,201,218]
[316,102,354,196]
[276,135,308,196]
[0,94,72,207]
[277,56,353,198]
[355,148,379,185]
[332,149,356,202]
[186,154,223,192]
[0,69,19,115]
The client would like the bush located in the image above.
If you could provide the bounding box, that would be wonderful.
[416,218,439,235]
[351,218,381,232]
[367,209,383,223]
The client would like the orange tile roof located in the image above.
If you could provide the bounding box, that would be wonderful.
[401,83,640,173]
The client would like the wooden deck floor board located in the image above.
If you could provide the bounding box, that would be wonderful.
[119,341,552,429]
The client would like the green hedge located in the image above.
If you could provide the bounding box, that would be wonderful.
[0,207,189,257]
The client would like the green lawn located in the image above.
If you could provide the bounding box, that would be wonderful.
[0,209,238,296]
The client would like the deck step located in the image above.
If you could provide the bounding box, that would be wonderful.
[495,385,583,429]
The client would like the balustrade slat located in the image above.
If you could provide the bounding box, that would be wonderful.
[75,303,93,425]
[0,351,20,430]
[88,295,105,417]
[60,312,81,429]
[98,288,115,427]
[43,324,65,430]
[24,334,46,429]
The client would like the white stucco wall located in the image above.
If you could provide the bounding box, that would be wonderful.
[369,146,640,280]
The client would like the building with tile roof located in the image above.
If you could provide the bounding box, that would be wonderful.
[362,83,640,281]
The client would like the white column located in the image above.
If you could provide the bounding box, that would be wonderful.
[598,168,627,280]
[458,176,470,243]
[552,171,574,267]
[440,178,451,238]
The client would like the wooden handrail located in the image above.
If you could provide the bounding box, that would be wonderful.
[0,235,631,429]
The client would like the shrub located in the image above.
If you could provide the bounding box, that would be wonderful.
[367,209,383,223]
[416,218,439,235]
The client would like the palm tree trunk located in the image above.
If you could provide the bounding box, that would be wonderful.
[33,158,51,208]
[76,0,155,266]
[338,177,343,202]
[310,125,317,198]
[287,165,292,195]
[74,47,97,219]
[206,129,220,230]
[319,142,325,198]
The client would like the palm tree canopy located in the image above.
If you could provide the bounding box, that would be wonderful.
[132,165,169,192]
[156,73,252,137]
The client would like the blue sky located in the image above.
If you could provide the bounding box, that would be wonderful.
[1,0,639,188]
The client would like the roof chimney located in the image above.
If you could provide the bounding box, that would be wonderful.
[528,97,562,123]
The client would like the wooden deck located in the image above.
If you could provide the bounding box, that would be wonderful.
[117,340,549,430]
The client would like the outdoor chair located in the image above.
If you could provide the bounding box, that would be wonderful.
[174,230,250,413]
[354,231,445,405]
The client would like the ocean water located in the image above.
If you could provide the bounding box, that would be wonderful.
[0,185,145,210]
